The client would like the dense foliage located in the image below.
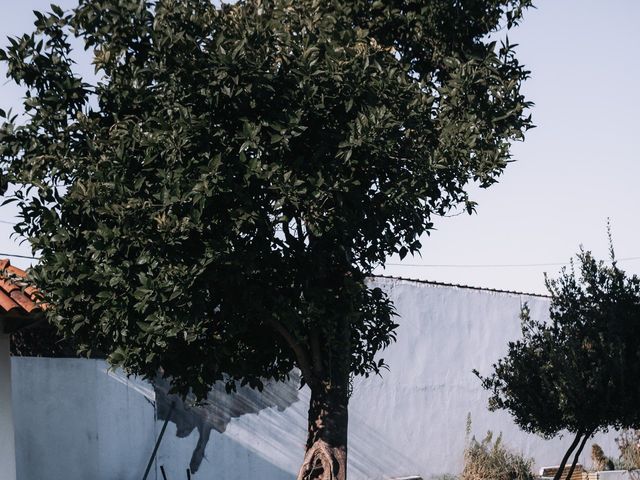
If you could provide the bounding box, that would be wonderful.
[477,247,640,480]
[1,1,531,477]
[0,0,531,395]
[11,324,78,358]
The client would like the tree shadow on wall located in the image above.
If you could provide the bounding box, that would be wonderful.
[154,371,301,474]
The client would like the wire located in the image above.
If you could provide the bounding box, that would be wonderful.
[0,221,38,259]
[2,248,640,268]
[387,261,569,268]
[0,252,39,260]
[386,256,640,268]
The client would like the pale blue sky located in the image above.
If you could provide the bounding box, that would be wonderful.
[1,1,639,294]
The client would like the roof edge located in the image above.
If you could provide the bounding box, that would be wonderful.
[372,274,550,299]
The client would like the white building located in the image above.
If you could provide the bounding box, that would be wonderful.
[1,259,44,480]
[10,276,621,479]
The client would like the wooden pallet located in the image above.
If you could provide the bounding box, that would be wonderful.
[540,464,585,480]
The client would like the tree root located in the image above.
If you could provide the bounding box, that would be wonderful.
[296,440,346,480]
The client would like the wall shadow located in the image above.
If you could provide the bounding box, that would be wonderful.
[154,372,301,473]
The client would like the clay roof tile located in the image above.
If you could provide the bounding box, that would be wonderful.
[0,259,44,329]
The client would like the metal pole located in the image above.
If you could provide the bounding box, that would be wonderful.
[142,402,175,480]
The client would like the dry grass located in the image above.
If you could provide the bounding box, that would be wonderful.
[460,431,534,480]
[616,430,640,479]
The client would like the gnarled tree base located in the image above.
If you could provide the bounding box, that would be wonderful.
[297,440,347,480]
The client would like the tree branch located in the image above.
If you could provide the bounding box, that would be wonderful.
[281,220,298,249]
[267,318,316,387]
[309,329,324,377]
[553,429,584,480]
[295,216,305,244]
[566,428,594,480]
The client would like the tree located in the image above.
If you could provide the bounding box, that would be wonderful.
[476,247,640,480]
[0,1,532,478]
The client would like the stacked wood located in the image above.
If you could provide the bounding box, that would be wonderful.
[539,464,584,480]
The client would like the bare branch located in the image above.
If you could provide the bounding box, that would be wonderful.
[281,220,297,246]
[295,216,305,243]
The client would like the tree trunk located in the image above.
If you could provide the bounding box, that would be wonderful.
[553,430,584,480]
[565,430,593,480]
[291,254,354,480]
[296,382,349,480]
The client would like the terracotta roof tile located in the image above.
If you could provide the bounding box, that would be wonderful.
[0,259,44,327]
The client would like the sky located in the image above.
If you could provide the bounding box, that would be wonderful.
[1,1,639,295]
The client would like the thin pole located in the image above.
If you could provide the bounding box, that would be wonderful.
[142,402,175,480]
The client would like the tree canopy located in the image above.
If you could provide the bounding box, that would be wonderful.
[0,1,532,478]
[477,247,640,480]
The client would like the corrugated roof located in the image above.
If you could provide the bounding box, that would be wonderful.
[373,274,550,298]
[0,259,44,330]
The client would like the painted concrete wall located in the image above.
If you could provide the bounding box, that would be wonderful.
[595,472,633,480]
[10,278,623,479]
[0,331,17,480]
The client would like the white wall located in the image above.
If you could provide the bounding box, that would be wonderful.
[351,278,619,478]
[0,331,17,480]
[10,278,622,480]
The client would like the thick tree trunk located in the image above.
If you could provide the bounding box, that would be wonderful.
[290,253,354,480]
[296,382,349,480]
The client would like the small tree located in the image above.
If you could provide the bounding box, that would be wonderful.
[476,247,640,480]
[1,1,532,478]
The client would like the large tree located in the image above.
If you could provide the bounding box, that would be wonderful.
[0,1,532,478]
[476,248,640,480]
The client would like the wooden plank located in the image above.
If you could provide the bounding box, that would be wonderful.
[540,464,584,480]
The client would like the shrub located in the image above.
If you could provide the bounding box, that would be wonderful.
[616,430,640,478]
[461,431,534,480]
[591,444,615,472]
